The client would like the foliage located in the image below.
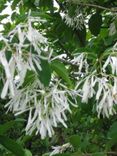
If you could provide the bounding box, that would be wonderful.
[0,0,117,156]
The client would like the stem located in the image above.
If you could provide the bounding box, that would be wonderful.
[77,3,117,12]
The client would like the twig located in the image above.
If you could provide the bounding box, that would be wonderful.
[77,3,117,12]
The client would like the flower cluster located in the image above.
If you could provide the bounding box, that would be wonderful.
[5,77,78,139]
[0,9,117,140]
[76,75,117,117]
[71,53,89,76]
[0,15,51,99]
[0,14,79,139]
[64,8,84,30]
[50,143,72,156]
[74,52,117,117]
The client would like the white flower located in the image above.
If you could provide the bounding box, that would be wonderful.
[113,42,117,52]
[102,56,110,73]
[64,8,84,30]
[109,22,116,36]
[71,53,88,76]
[0,51,15,98]
[103,56,117,75]
[5,78,78,139]
[27,18,47,55]
[50,143,72,156]
[0,15,53,98]
[112,77,117,96]
[110,57,117,74]
[81,77,90,103]
[96,77,116,117]
[76,75,96,103]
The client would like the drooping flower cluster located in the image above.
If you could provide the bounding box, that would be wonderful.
[75,74,117,117]
[0,15,51,99]
[5,76,78,139]
[64,8,84,30]
[74,51,117,118]
[50,143,72,156]
[0,8,117,140]
[71,53,89,77]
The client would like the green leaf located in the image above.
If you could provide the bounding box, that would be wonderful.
[88,13,102,36]
[3,22,11,33]
[0,135,26,156]
[22,70,36,87]
[0,14,9,21]
[107,121,117,145]
[37,60,51,87]
[0,121,16,135]
[24,149,32,156]
[11,0,19,10]
[72,151,83,156]
[75,25,86,47]
[69,135,81,149]
[51,60,73,87]
[68,4,77,17]
[39,0,53,9]
[108,121,117,139]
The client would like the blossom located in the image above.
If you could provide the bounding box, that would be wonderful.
[70,53,88,77]
[50,143,72,156]
[109,22,116,36]
[0,50,15,98]
[0,15,52,98]
[95,77,117,117]
[27,17,47,55]
[76,75,96,103]
[75,74,117,118]
[5,78,78,139]
[63,8,84,30]
[103,56,117,75]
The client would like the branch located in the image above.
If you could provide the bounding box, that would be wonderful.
[77,3,117,12]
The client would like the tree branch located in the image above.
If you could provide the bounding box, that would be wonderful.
[77,3,117,12]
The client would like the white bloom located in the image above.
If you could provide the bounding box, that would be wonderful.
[110,57,117,74]
[102,56,110,73]
[64,9,84,30]
[0,51,15,98]
[113,42,117,52]
[112,77,117,96]
[109,22,116,36]
[71,53,88,76]
[97,89,116,118]
[0,15,53,98]
[27,18,47,55]
[81,77,90,103]
[103,56,117,75]
[77,75,96,103]
[5,78,77,139]
[50,143,72,156]
[96,77,116,117]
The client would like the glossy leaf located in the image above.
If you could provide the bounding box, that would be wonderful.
[69,135,81,149]
[88,13,102,36]
[37,60,51,87]
[22,70,35,87]
[51,60,73,87]
[0,135,26,156]
[0,121,17,135]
